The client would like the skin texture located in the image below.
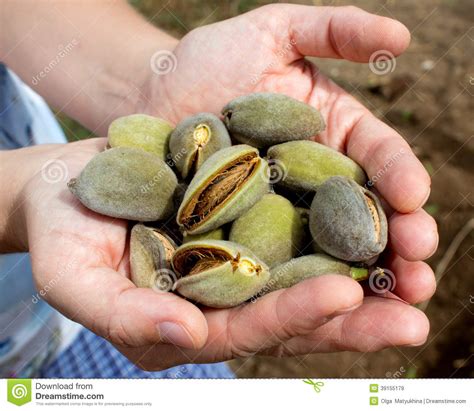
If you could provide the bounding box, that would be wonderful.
[0,3,438,371]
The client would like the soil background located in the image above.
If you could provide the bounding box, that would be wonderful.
[59,0,474,378]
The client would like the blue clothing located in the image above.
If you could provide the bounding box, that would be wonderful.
[41,327,234,379]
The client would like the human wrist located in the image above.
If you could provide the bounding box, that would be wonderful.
[0,148,36,252]
[89,33,180,133]
[1,0,179,135]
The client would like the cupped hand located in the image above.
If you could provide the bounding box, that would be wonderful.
[26,5,438,371]
[142,4,438,354]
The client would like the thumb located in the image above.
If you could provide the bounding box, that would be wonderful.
[259,4,410,62]
[42,266,208,350]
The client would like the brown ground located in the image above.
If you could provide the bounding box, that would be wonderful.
[61,0,474,378]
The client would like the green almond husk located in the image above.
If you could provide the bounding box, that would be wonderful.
[177,145,270,235]
[222,93,325,148]
[309,176,388,262]
[172,240,270,308]
[108,114,174,160]
[267,140,366,191]
[169,113,231,179]
[68,147,177,221]
[229,194,306,267]
[264,254,369,293]
[130,224,178,290]
[183,227,227,243]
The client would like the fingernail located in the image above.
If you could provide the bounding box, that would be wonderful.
[157,322,195,348]
[405,340,426,347]
[415,187,431,211]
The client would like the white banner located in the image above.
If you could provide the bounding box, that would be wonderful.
[1,378,473,410]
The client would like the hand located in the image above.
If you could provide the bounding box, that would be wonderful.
[14,5,437,372]
[138,5,436,364]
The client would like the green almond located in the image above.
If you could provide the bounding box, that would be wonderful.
[68,147,177,221]
[222,93,325,148]
[177,145,270,235]
[265,254,369,293]
[130,224,178,290]
[267,140,366,191]
[183,227,227,243]
[108,114,173,160]
[169,113,231,179]
[309,176,388,262]
[172,240,270,308]
[229,194,306,267]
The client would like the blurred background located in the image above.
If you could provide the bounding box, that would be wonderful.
[56,0,474,378]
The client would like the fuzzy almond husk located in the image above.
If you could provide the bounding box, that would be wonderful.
[222,93,325,148]
[229,194,306,267]
[309,176,388,262]
[68,147,177,221]
[264,254,369,293]
[172,240,270,308]
[177,145,270,235]
[169,113,231,179]
[108,114,173,160]
[267,140,366,191]
[130,224,178,290]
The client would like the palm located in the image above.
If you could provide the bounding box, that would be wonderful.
[28,5,438,370]
[162,5,374,147]
[161,14,313,122]
[26,141,127,326]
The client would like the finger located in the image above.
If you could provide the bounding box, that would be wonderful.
[183,274,364,362]
[31,235,208,350]
[299,69,431,213]
[388,209,439,261]
[272,5,410,62]
[385,253,437,304]
[47,265,208,350]
[276,297,429,355]
[346,114,431,212]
